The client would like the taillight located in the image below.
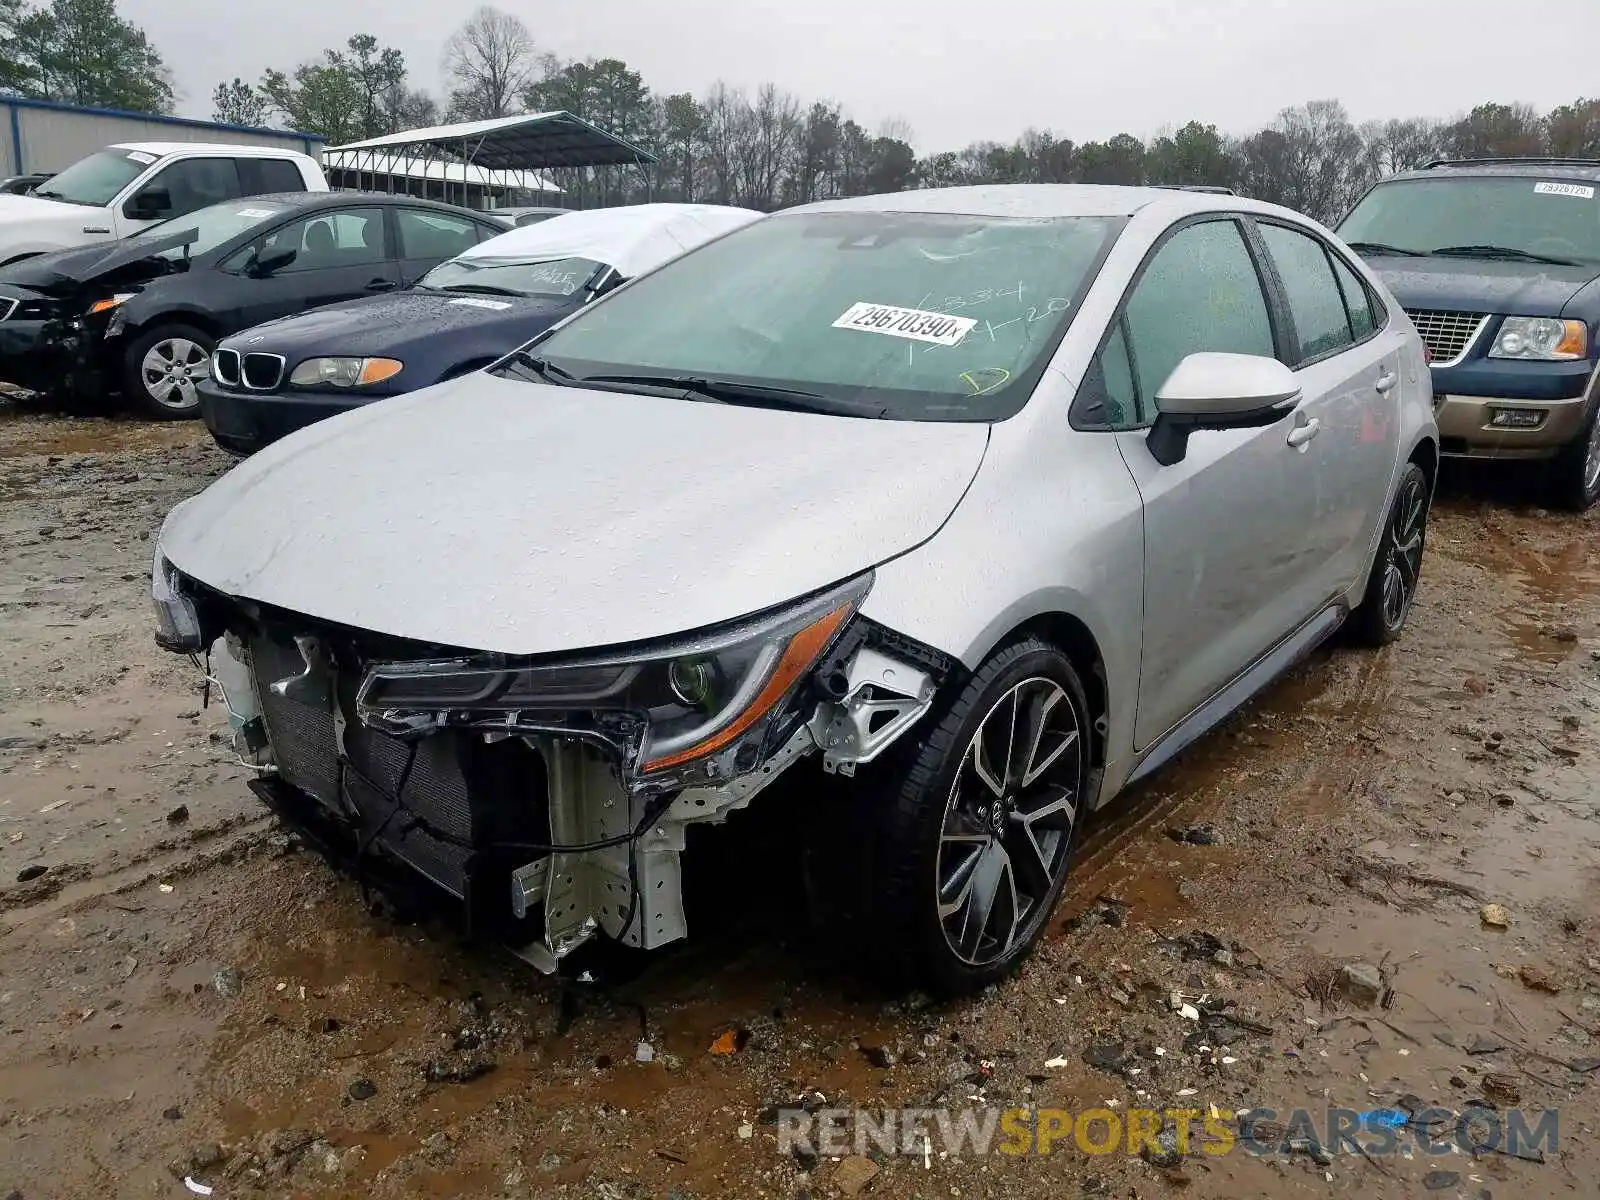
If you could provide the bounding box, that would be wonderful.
[1422,344,1432,364]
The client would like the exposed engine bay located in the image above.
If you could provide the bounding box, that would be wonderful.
[184,576,952,973]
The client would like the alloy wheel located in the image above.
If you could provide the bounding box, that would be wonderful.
[936,676,1082,967]
[1381,471,1428,630]
[141,338,210,412]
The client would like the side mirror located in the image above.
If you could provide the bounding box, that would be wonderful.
[1146,352,1301,467]
[249,247,298,277]
[126,186,172,221]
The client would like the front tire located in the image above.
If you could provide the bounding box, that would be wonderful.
[872,638,1091,994]
[1351,461,1430,646]
[1550,399,1600,513]
[122,324,214,420]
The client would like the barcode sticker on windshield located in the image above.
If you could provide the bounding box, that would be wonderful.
[1534,181,1594,199]
[125,151,157,165]
[448,297,511,310]
[234,207,278,219]
[832,302,976,347]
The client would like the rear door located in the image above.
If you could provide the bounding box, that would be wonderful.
[214,204,401,335]
[1250,219,1403,598]
[1088,216,1323,749]
[393,208,495,286]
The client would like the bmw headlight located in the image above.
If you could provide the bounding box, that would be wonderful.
[150,538,203,653]
[288,356,404,388]
[1488,317,1587,361]
[356,575,872,786]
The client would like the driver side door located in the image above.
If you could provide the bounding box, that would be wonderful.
[216,206,402,335]
[1091,217,1324,750]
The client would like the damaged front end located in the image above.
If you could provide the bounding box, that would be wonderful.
[154,544,949,972]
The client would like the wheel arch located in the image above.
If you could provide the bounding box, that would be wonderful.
[1408,434,1439,495]
[124,309,224,342]
[981,610,1109,773]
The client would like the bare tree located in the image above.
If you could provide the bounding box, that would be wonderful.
[443,5,536,121]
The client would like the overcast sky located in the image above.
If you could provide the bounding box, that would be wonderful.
[126,0,1597,150]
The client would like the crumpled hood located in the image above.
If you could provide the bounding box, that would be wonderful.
[160,373,989,654]
[219,291,577,359]
[1366,254,1600,317]
[0,229,188,294]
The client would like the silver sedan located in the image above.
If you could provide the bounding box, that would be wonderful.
[151,184,1438,994]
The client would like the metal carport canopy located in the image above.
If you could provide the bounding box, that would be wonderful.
[326,111,657,171]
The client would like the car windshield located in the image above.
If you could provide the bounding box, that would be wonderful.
[1338,176,1600,263]
[130,199,292,259]
[506,210,1121,421]
[31,148,153,207]
[417,255,605,298]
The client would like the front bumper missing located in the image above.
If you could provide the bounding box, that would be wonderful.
[217,624,939,973]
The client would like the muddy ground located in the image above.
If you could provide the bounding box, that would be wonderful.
[1,402,1597,1200]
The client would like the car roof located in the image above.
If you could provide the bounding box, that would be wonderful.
[108,142,316,159]
[786,183,1305,222]
[1386,158,1600,184]
[460,203,765,277]
[215,191,498,218]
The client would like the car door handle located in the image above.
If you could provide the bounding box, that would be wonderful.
[1374,371,1397,393]
[1287,417,1322,448]
[365,279,397,292]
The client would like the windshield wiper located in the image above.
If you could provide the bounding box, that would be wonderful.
[436,283,524,297]
[1344,241,1426,258]
[577,373,888,418]
[1430,244,1580,266]
[505,351,577,385]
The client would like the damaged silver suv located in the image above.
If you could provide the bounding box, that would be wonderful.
[152,185,1437,993]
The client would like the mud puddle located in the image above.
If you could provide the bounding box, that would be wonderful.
[2,409,1599,1198]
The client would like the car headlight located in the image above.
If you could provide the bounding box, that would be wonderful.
[356,574,872,784]
[150,539,203,653]
[87,292,136,316]
[1488,317,1587,361]
[288,357,404,388]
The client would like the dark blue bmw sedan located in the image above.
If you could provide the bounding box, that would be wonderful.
[199,203,762,454]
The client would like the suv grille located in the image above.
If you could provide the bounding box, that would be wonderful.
[212,348,241,387]
[1405,309,1490,366]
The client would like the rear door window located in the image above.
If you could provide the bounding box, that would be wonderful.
[1258,222,1356,363]
[1328,252,1379,340]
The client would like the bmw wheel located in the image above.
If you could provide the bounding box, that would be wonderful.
[873,637,1091,994]
[1351,461,1430,646]
[122,324,214,420]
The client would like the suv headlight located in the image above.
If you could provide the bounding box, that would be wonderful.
[1488,317,1587,361]
[288,356,404,388]
[356,574,873,784]
[151,539,203,653]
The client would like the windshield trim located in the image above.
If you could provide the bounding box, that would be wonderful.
[491,211,1129,424]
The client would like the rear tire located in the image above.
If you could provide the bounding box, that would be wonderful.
[1350,462,1430,647]
[869,637,1092,995]
[122,323,214,420]
[1550,398,1600,513]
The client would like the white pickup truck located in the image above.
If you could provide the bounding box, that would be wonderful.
[0,143,328,268]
